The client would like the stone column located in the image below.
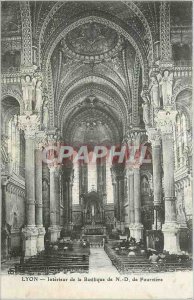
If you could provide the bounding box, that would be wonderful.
[69,178,74,230]
[112,164,124,230]
[18,114,39,257]
[111,171,117,227]
[125,129,146,241]
[133,166,143,241]
[125,171,130,227]
[48,165,61,242]
[63,164,73,230]
[118,175,125,231]
[56,169,61,227]
[1,178,10,259]
[35,132,46,252]
[148,128,163,230]
[156,110,180,253]
[46,130,62,242]
[64,179,69,226]
[128,170,135,237]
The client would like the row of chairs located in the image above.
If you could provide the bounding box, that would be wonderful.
[10,252,90,275]
[104,244,192,274]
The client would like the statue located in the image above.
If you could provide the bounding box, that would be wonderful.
[141,91,150,126]
[42,101,49,129]
[35,80,43,112]
[149,76,160,108]
[21,75,36,113]
[158,70,173,107]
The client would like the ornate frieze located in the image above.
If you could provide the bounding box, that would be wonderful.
[22,226,38,238]
[3,173,25,197]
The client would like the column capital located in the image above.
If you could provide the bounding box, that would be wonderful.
[132,164,141,172]
[18,114,40,139]
[111,163,124,179]
[48,164,61,175]
[125,167,134,176]
[147,127,161,147]
[47,128,62,145]
[155,109,177,135]
[124,128,147,146]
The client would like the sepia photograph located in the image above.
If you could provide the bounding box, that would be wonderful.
[0,1,193,299]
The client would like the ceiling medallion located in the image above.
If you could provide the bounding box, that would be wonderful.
[62,22,124,63]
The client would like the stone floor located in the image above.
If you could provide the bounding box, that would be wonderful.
[89,248,118,275]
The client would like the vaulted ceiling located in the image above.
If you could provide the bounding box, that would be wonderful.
[1,1,192,145]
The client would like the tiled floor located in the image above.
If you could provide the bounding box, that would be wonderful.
[89,248,118,275]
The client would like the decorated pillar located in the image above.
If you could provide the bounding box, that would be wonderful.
[48,165,61,242]
[47,130,62,242]
[111,170,117,227]
[127,168,135,237]
[63,162,73,230]
[156,110,181,253]
[118,174,125,231]
[160,1,172,63]
[125,129,146,241]
[1,177,11,259]
[133,165,143,241]
[112,164,124,230]
[18,114,39,256]
[147,128,163,230]
[69,177,73,228]
[35,131,46,252]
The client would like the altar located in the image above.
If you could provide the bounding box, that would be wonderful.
[81,191,107,239]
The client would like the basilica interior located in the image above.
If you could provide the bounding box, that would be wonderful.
[1,1,193,272]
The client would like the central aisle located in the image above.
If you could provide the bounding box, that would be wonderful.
[89,248,119,274]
